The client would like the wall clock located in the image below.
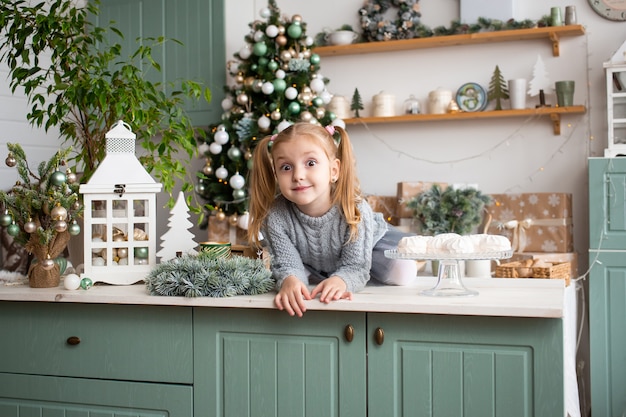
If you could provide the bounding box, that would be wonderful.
[588,0,626,21]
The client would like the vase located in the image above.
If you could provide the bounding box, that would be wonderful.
[555,80,575,107]
[25,228,70,288]
[508,79,527,110]
[28,261,61,288]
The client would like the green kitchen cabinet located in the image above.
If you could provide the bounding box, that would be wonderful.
[194,308,564,417]
[0,301,194,417]
[194,308,368,417]
[589,157,626,417]
[94,0,226,126]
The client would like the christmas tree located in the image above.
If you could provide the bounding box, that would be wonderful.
[488,65,509,111]
[351,88,364,117]
[157,191,199,262]
[528,55,552,107]
[195,1,339,230]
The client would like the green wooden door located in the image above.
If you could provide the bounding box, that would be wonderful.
[95,0,225,126]
[589,251,626,417]
[589,157,626,250]
[367,313,564,417]
[0,372,192,416]
[194,308,367,417]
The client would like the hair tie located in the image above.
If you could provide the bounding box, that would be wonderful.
[269,134,277,142]
[324,125,335,136]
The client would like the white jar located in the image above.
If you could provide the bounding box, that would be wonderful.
[328,95,351,119]
[372,91,396,117]
[428,89,452,114]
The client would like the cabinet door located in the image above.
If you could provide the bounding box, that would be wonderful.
[194,308,366,417]
[0,372,193,416]
[95,0,225,126]
[589,158,626,249]
[367,313,564,417]
[589,251,626,417]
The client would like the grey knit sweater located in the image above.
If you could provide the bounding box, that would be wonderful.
[262,195,388,293]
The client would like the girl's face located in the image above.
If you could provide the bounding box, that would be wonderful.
[272,135,340,217]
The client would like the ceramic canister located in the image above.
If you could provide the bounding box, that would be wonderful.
[373,91,396,117]
[428,89,452,114]
[328,95,351,119]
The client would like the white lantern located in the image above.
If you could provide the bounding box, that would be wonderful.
[79,120,163,285]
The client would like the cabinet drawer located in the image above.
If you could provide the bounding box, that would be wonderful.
[0,301,192,383]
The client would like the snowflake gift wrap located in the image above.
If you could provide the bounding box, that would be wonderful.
[485,193,573,253]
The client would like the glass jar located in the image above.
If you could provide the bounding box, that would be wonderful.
[404,95,421,114]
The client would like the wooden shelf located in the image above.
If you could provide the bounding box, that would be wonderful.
[343,105,586,135]
[315,25,586,58]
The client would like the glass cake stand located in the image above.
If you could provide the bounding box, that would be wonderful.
[385,250,513,297]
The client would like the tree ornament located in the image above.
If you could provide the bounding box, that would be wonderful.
[5,152,16,167]
[0,210,12,227]
[253,42,268,56]
[271,109,282,121]
[221,97,234,111]
[258,115,272,130]
[252,79,264,92]
[309,53,321,65]
[300,110,313,122]
[275,35,287,47]
[268,60,279,71]
[64,273,82,290]
[66,169,77,184]
[50,170,67,186]
[238,45,252,60]
[230,172,246,190]
[214,129,230,145]
[209,142,223,155]
[288,101,301,115]
[315,107,326,119]
[236,93,249,105]
[266,24,279,38]
[134,247,149,259]
[275,69,286,79]
[227,147,242,161]
[280,50,292,62]
[215,210,226,221]
[229,213,239,226]
[232,188,246,200]
[259,7,270,18]
[51,204,68,221]
[261,81,275,95]
[215,165,229,179]
[310,78,325,93]
[54,219,68,232]
[285,86,298,100]
[202,163,213,176]
[24,218,37,233]
[41,255,55,271]
[80,277,93,290]
[7,222,20,237]
[69,220,81,236]
[287,23,302,39]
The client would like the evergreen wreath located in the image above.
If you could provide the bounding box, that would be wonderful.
[359,0,422,41]
[145,254,274,298]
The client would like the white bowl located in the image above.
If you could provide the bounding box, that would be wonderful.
[326,30,357,46]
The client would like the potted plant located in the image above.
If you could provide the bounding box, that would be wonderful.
[0,0,210,210]
[0,143,83,288]
[406,184,493,236]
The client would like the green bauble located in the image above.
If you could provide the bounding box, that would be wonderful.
[253,42,267,56]
[288,101,301,115]
[258,57,269,67]
[233,188,246,200]
[310,53,321,65]
[313,97,324,107]
[287,23,302,39]
[227,147,242,161]
[134,247,149,259]
[68,221,81,236]
[273,78,287,93]
[0,213,12,227]
[50,170,67,186]
[268,60,279,71]
[6,223,20,237]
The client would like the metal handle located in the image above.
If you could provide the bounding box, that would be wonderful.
[374,327,384,345]
[66,336,81,346]
[344,324,354,343]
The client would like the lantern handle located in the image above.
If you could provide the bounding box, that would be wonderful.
[113,120,132,131]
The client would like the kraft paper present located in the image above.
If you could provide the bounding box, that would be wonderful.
[365,195,398,225]
[207,216,248,245]
[486,193,574,253]
[396,181,448,219]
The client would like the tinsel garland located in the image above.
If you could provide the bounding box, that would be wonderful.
[145,254,274,298]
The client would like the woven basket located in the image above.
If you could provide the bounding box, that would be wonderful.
[495,261,571,286]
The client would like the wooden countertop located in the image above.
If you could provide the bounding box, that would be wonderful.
[0,277,566,318]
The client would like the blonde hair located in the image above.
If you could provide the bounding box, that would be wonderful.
[248,123,362,247]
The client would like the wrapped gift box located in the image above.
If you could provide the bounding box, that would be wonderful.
[207,216,248,245]
[365,195,398,225]
[486,193,574,253]
[396,181,448,219]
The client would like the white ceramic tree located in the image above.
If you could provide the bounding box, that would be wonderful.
[528,55,552,106]
[157,192,198,262]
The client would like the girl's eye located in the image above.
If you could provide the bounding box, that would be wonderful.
[279,164,292,171]
[306,159,317,167]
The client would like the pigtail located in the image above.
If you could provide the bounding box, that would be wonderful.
[332,126,362,242]
[248,135,277,247]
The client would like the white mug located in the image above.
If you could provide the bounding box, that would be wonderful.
[465,259,500,278]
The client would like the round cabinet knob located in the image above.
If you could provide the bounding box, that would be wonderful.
[66,336,81,346]
[344,324,354,343]
[374,327,384,345]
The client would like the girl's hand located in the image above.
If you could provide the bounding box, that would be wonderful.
[274,275,311,317]
[311,276,353,304]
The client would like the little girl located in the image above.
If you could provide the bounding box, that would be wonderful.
[248,123,416,317]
